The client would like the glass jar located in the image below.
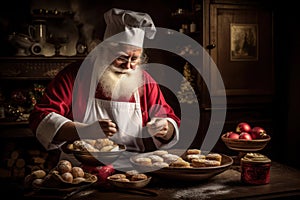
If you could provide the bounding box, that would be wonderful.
[241,153,271,185]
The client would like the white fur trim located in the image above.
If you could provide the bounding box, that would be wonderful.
[152,117,179,149]
[36,112,71,150]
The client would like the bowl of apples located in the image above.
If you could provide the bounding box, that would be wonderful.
[221,122,271,152]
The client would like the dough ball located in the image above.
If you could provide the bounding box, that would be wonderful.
[57,160,72,174]
[31,169,47,179]
[32,178,44,187]
[71,166,85,178]
[61,172,73,183]
[73,177,86,184]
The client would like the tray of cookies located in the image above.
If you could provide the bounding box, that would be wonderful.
[66,138,126,165]
[130,149,233,181]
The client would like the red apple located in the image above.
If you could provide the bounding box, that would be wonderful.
[236,122,252,133]
[225,131,240,139]
[251,127,267,139]
[239,132,252,140]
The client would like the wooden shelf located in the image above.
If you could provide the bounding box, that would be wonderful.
[0,56,85,138]
[0,57,84,80]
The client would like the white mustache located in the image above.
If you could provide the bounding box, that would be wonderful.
[109,65,134,74]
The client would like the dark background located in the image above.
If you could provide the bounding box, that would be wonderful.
[0,0,299,169]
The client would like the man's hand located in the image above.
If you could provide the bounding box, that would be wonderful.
[146,118,170,139]
[98,119,117,137]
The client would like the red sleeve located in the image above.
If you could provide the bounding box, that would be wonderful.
[140,71,181,127]
[29,62,80,134]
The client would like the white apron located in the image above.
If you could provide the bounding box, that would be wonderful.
[85,92,146,170]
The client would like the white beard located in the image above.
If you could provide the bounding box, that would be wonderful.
[99,64,144,101]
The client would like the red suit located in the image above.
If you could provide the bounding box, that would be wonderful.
[29,61,180,152]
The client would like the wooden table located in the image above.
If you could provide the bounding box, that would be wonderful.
[22,161,300,200]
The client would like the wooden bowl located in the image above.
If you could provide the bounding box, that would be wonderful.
[107,176,152,189]
[221,134,271,152]
[68,144,126,166]
[130,151,233,181]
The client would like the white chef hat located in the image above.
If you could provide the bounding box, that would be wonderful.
[103,8,156,47]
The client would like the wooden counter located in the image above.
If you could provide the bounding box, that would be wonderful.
[21,161,300,200]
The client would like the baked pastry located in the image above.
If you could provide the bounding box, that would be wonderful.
[152,161,169,168]
[134,157,152,166]
[148,155,164,163]
[169,158,190,168]
[72,140,85,150]
[61,172,73,183]
[162,154,180,164]
[57,160,72,174]
[72,140,99,152]
[71,167,84,178]
[83,139,97,146]
[204,160,221,167]
[186,154,206,161]
[125,170,139,178]
[99,145,115,152]
[206,153,222,162]
[131,173,148,181]
[153,150,169,156]
[191,158,206,167]
[95,138,114,150]
[115,178,130,182]
[109,173,127,180]
[187,149,201,155]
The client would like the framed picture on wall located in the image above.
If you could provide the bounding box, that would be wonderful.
[230,23,258,61]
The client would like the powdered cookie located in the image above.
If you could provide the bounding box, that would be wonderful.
[134,157,152,166]
[153,150,169,156]
[162,154,180,164]
[152,161,169,168]
[148,155,164,163]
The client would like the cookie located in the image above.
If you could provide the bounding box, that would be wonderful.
[169,158,190,168]
[153,150,169,156]
[148,155,164,163]
[131,173,148,181]
[191,158,206,167]
[109,173,127,180]
[187,149,201,155]
[206,153,222,162]
[134,157,152,166]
